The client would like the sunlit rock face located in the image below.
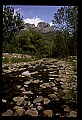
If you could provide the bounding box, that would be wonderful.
[19,22,55,34]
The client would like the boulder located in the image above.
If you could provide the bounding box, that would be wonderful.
[33,96,44,103]
[44,98,50,105]
[13,106,25,116]
[13,97,24,105]
[21,71,31,76]
[43,110,53,117]
[25,109,38,116]
[69,111,77,117]
[48,94,57,100]
[2,109,13,116]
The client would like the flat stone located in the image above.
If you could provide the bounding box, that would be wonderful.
[37,106,43,110]
[49,82,55,87]
[20,87,26,91]
[48,94,57,100]
[2,109,13,116]
[24,85,28,87]
[23,91,33,95]
[31,107,37,111]
[13,106,25,116]
[31,71,38,75]
[70,111,77,117]
[52,87,58,91]
[21,71,31,76]
[16,97,24,106]
[44,98,50,105]
[33,96,44,103]
[13,97,20,102]
[34,80,40,84]
[62,105,71,112]
[43,110,53,117]
[57,91,65,98]
[24,81,31,85]
[43,83,50,88]
[17,85,21,89]
[49,77,54,80]
[2,99,7,103]
[40,84,46,88]
[25,109,38,116]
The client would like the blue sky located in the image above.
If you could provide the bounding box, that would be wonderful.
[10,5,63,27]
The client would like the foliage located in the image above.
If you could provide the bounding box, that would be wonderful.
[3,6,78,60]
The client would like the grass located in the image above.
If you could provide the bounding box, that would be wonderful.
[2,57,33,64]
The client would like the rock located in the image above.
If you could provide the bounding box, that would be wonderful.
[69,111,77,117]
[13,97,24,105]
[52,87,58,91]
[48,94,57,100]
[43,83,50,88]
[23,91,33,95]
[34,80,40,84]
[40,84,46,88]
[20,87,26,91]
[33,96,44,103]
[24,85,28,87]
[57,90,65,98]
[25,109,38,116]
[16,85,21,89]
[2,109,13,116]
[21,71,31,76]
[31,108,37,111]
[24,81,31,85]
[28,101,31,106]
[43,110,53,117]
[49,82,55,87]
[49,77,54,80]
[62,105,71,112]
[37,106,43,111]
[31,71,38,75]
[13,106,25,116]
[44,98,50,105]
[2,99,7,103]
[13,97,20,102]
[16,97,24,106]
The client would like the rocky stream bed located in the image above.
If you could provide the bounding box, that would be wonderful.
[2,57,77,117]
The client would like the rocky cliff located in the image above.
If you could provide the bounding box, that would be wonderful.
[20,22,55,33]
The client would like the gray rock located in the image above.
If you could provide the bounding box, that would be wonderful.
[48,94,57,100]
[33,96,44,103]
[13,97,24,105]
[49,82,55,87]
[57,90,65,98]
[13,106,25,116]
[44,98,50,104]
[40,84,46,88]
[16,85,21,89]
[34,80,40,84]
[25,109,38,116]
[37,106,43,110]
[21,71,31,76]
[43,110,53,117]
[69,111,77,117]
[23,91,33,95]
[20,87,26,91]
[52,87,58,91]
[2,109,13,116]
[43,83,51,88]
[2,99,7,103]
[24,81,31,85]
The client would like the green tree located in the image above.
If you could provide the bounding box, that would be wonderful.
[3,5,24,44]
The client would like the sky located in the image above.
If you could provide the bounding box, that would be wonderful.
[10,5,62,27]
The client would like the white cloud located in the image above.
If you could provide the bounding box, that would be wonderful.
[50,22,54,26]
[24,16,44,27]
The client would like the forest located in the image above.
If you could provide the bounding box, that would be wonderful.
[3,6,78,59]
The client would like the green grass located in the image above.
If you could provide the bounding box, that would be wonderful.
[2,57,33,64]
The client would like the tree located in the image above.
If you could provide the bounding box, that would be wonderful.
[52,6,78,56]
[3,5,24,44]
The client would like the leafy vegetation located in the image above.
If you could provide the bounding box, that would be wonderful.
[3,5,78,60]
